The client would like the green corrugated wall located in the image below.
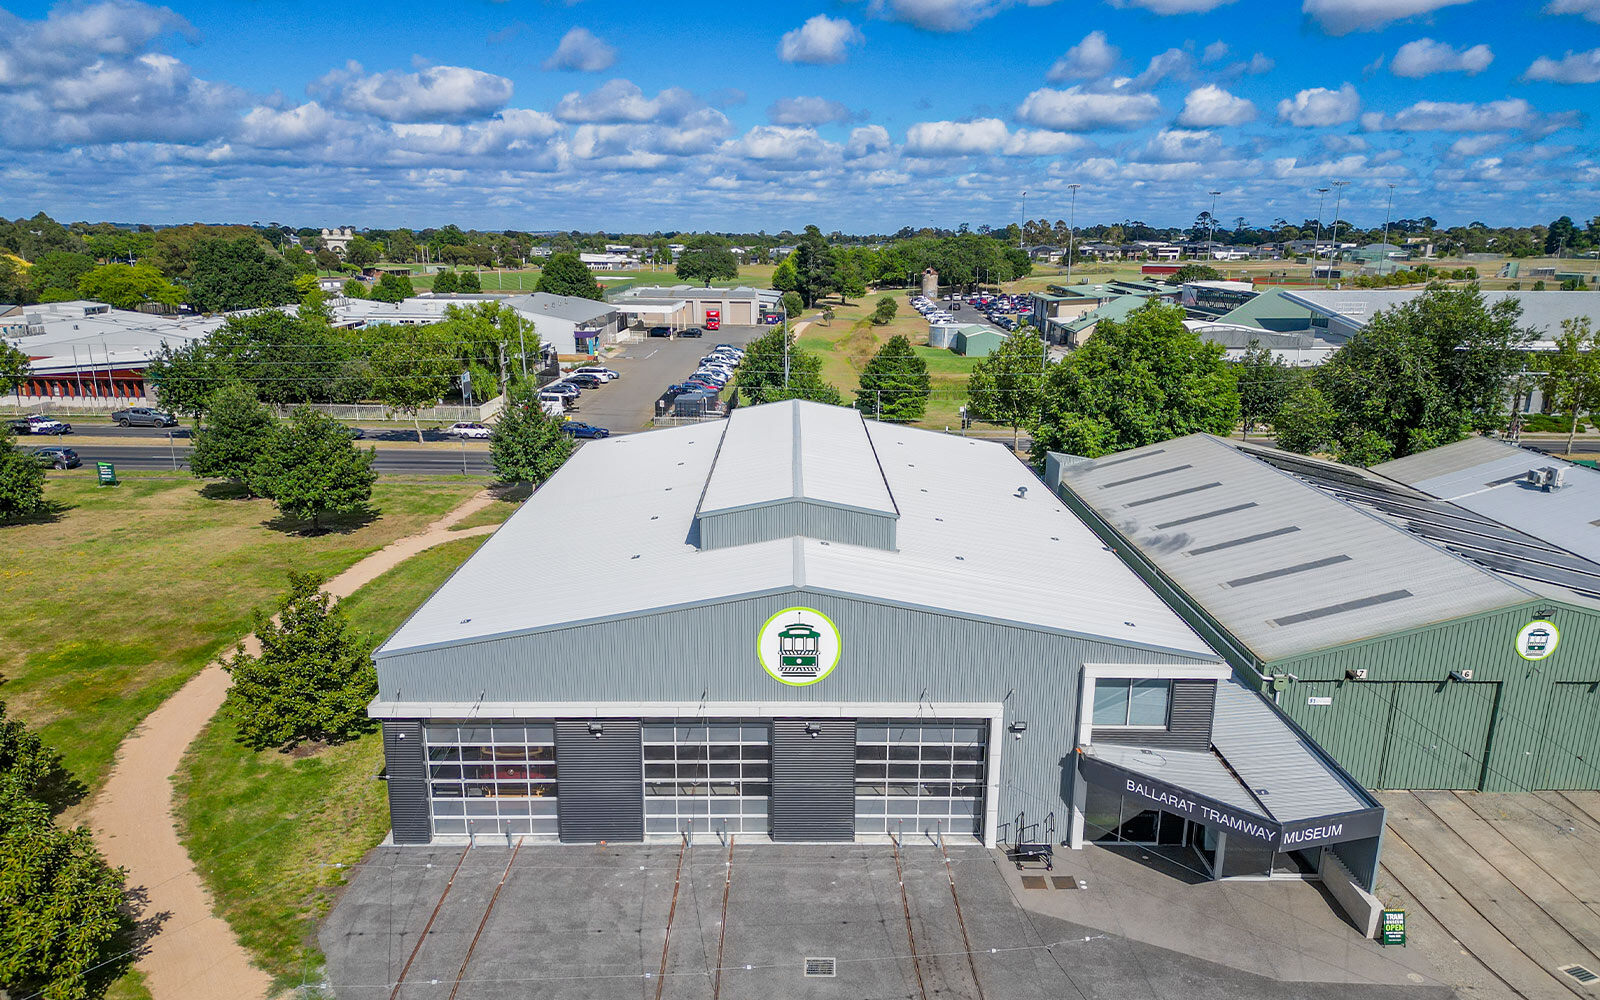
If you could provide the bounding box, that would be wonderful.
[1262,601,1600,791]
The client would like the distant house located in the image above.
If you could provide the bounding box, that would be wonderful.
[321,227,354,255]
[579,252,639,271]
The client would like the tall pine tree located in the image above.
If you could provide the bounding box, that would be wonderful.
[855,335,930,422]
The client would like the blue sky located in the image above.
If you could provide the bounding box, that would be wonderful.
[0,0,1596,232]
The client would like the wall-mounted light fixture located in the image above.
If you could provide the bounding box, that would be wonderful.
[1010,721,1028,740]
[805,722,822,737]
[588,722,604,737]
[1448,669,1473,683]
[1536,608,1557,618]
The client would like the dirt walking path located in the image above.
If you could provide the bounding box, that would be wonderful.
[88,491,501,1000]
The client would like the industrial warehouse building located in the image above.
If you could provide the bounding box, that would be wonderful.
[372,401,1388,924]
[1051,435,1600,793]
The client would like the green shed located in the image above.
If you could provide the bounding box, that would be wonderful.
[952,325,1005,357]
[1050,434,1600,792]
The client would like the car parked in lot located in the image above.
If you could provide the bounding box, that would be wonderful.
[573,366,620,381]
[538,390,573,410]
[566,373,605,389]
[31,445,80,469]
[679,327,702,338]
[559,421,610,439]
[543,382,581,398]
[444,422,492,439]
[9,414,72,435]
[648,326,673,338]
[110,406,177,427]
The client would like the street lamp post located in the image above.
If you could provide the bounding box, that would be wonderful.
[1313,186,1330,277]
[1020,190,1027,248]
[1382,182,1396,254]
[1328,180,1348,287]
[1066,183,1081,286]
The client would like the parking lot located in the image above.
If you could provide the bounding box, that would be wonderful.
[320,842,1450,1000]
[563,325,765,433]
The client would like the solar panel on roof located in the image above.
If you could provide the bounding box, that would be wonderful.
[1092,448,1168,470]
[1100,464,1193,489]
[1450,549,1600,598]
[1405,521,1600,575]
[1226,555,1352,588]
[1188,525,1300,556]
[1154,502,1259,530]
[1273,590,1413,627]
[1124,482,1222,507]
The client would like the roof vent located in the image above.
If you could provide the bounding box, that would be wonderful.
[1561,965,1598,985]
[1015,485,1029,499]
[804,957,837,978]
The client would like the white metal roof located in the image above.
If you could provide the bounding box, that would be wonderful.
[696,400,896,517]
[1210,679,1370,822]
[1082,743,1269,817]
[1283,288,1600,347]
[4,304,224,372]
[378,402,1218,660]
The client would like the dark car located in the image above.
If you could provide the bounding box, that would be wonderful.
[10,415,72,435]
[679,326,703,338]
[110,406,178,427]
[544,381,581,398]
[559,421,610,439]
[32,446,80,469]
[648,326,673,338]
[566,373,604,389]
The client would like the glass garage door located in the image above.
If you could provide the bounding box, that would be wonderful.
[424,723,558,838]
[855,720,987,840]
[643,721,771,838]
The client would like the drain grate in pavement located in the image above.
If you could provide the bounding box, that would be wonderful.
[1051,876,1079,890]
[804,957,837,978]
[1561,965,1598,986]
[1020,875,1049,889]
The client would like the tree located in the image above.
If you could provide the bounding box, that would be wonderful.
[732,325,842,406]
[221,572,377,750]
[1235,339,1295,439]
[0,703,128,1000]
[1272,380,1338,455]
[781,291,804,318]
[1540,317,1600,456]
[0,431,47,524]
[28,251,95,300]
[369,330,456,442]
[792,226,838,306]
[871,296,898,325]
[0,341,30,406]
[455,269,481,293]
[344,235,381,267]
[342,277,368,299]
[249,408,377,531]
[371,272,415,303]
[186,237,300,313]
[189,383,276,492]
[314,248,341,271]
[536,252,604,300]
[675,247,739,285]
[1168,263,1222,285]
[1031,302,1239,462]
[967,327,1046,451]
[855,335,930,422]
[1546,216,1580,255]
[821,306,835,326]
[431,270,459,294]
[76,263,183,310]
[490,384,575,486]
[771,256,799,295]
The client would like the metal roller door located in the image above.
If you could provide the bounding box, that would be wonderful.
[1380,681,1498,789]
[556,720,644,842]
[1534,682,1600,789]
[770,719,856,842]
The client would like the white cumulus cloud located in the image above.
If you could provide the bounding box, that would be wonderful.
[1277,83,1361,126]
[1107,0,1238,11]
[1015,85,1162,130]
[1544,0,1600,22]
[1524,48,1600,83]
[1390,38,1492,77]
[846,124,893,157]
[768,96,857,125]
[904,117,1010,155]
[552,79,700,124]
[239,102,336,147]
[777,15,863,64]
[1363,97,1581,135]
[1448,133,1508,156]
[1302,0,1475,35]
[312,61,513,123]
[542,27,617,72]
[1177,84,1256,126]
[1140,128,1221,162]
[1047,30,1119,81]
[862,0,1061,32]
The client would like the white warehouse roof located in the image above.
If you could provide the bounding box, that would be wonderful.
[378,401,1217,661]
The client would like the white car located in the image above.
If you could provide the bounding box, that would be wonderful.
[573,366,620,381]
[444,422,492,439]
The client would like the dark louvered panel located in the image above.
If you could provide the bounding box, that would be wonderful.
[556,720,644,843]
[383,721,431,845]
[1093,679,1216,751]
[770,719,856,842]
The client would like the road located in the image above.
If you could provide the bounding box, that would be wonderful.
[56,443,494,476]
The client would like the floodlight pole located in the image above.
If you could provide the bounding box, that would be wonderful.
[1383,183,1396,254]
[1207,189,1221,262]
[1328,180,1348,287]
[1313,186,1330,277]
[1066,183,1080,285]
[1020,190,1027,248]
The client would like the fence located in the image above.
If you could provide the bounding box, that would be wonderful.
[267,395,505,423]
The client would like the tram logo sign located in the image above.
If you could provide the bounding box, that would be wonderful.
[758,607,841,686]
[1515,620,1559,661]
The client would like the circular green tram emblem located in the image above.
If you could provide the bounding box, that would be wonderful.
[1516,619,1560,661]
[758,607,841,686]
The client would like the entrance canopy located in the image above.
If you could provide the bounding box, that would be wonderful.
[1078,680,1384,852]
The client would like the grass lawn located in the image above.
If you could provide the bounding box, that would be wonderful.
[0,473,481,805]
[174,534,491,992]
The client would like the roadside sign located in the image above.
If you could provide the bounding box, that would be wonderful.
[96,461,118,486]
[1380,909,1406,946]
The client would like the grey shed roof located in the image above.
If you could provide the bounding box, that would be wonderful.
[1281,289,1600,346]
[1056,435,1533,661]
[378,401,1218,660]
[1373,437,1600,567]
[503,292,617,323]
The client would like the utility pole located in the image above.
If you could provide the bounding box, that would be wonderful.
[1382,183,1396,253]
[1313,186,1330,278]
[783,314,790,388]
[1066,183,1080,286]
[1020,191,1027,248]
[498,341,509,398]
[1207,189,1221,262]
[1328,180,1348,288]
[517,324,529,379]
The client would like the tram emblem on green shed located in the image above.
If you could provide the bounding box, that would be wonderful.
[1515,619,1560,661]
[758,607,840,686]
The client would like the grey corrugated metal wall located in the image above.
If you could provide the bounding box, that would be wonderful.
[382,721,430,845]
[697,501,898,551]
[555,720,644,842]
[1092,678,1215,751]
[770,719,857,841]
[376,591,1217,845]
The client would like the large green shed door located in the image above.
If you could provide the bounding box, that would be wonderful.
[1287,680,1393,788]
[1378,681,1498,790]
[1534,682,1600,790]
